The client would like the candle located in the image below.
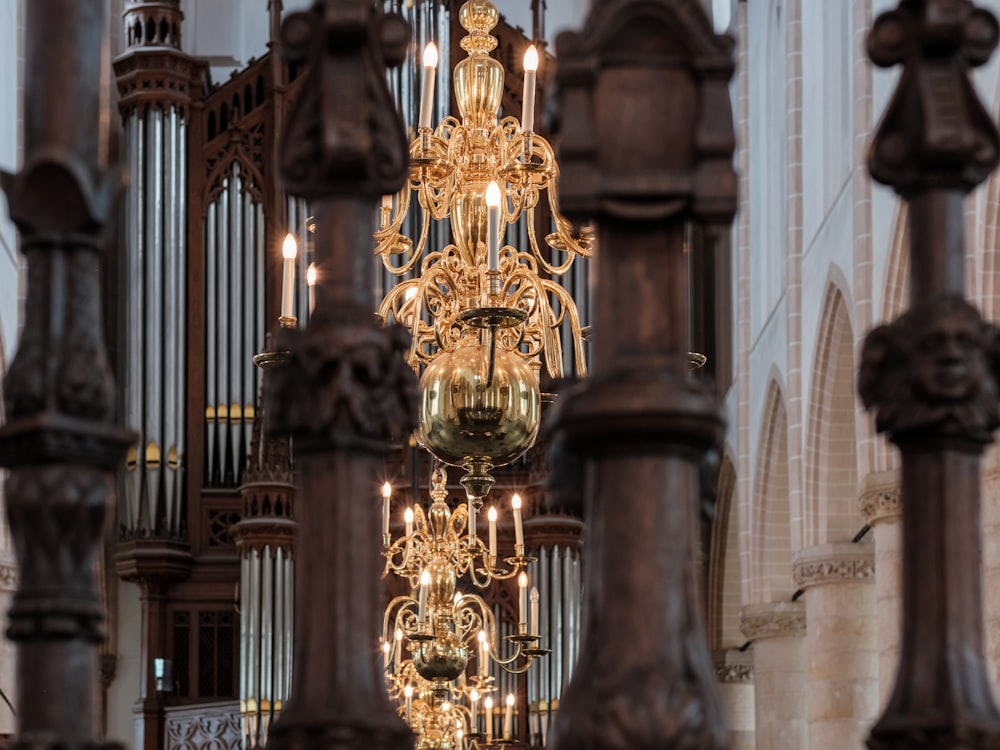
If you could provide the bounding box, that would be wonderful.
[504,693,514,739]
[382,482,392,537]
[306,263,317,315]
[518,572,528,626]
[486,181,501,270]
[395,627,403,674]
[521,45,538,133]
[418,42,438,130]
[405,507,414,538]
[487,506,497,561]
[280,233,297,319]
[511,493,524,549]
[468,495,476,545]
[470,689,480,734]
[418,569,430,624]
[404,684,414,725]
[530,586,539,637]
[478,629,488,678]
[484,696,493,744]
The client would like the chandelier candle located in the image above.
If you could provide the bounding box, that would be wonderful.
[382,482,391,539]
[484,696,493,744]
[486,180,501,270]
[467,495,476,546]
[488,506,498,561]
[306,263,316,315]
[504,693,514,739]
[478,629,488,678]
[511,493,524,549]
[518,572,528,629]
[521,45,538,134]
[530,586,539,637]
[418,569,430,624]
[418,43,438,130]
[279,232,297,320]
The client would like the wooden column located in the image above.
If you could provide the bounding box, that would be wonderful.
[546,3,736,749]
[858,2,1000,748]
[264,4,418,750]
[0,0,133,748]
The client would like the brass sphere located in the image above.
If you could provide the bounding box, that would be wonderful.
[418,342,540,470]
[412,632,469,682]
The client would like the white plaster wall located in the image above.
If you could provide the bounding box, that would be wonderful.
[0,0,21,364]
[106,581,143,746]
[746,0,787,341]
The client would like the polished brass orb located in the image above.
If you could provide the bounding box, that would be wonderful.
[412,632,469,682]
[418,341,540,474]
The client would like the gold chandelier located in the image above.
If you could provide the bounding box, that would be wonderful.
[375,0,592,504]
[381,468,547,750]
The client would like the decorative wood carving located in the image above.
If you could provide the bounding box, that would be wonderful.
[264,5,417,750]
[0,2,134,749]
[545,2,736,750]
[860,2,1000,748]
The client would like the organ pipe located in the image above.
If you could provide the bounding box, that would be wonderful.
[203,164,265,489]
[121,102,188,538]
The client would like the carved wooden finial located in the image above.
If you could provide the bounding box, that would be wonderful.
[277,1,411,200]
[868,0,1000,195]
[554,0,736,229]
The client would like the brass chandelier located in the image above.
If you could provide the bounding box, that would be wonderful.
[375,0,592,504]
[382,468,547,750]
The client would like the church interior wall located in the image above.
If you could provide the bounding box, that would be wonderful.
[746,0,787,341]
[8,0,1000,747]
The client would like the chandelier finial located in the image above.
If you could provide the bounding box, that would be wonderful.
[459,0,500,55]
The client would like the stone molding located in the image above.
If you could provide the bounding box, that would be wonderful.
[739,601,806,641]
[859,469,902,524]
[792,543,874,589]
[0,563,16,592]
[713,649,754,683]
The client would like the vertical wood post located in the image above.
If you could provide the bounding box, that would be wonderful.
[546,2,736,749]
[263,4,418,750]
[859,2,1000,748]
[0,0,134,747]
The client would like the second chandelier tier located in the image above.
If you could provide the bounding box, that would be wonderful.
[375,0,592,503]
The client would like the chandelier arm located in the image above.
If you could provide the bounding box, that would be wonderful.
[528,206,578,277]
[541,278,590,378]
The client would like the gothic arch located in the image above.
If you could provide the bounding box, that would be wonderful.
[805,282,861,547]
[870,203,908,476]
[750,378,794,604]
[707,452,742,651]
[980,168,1000,319]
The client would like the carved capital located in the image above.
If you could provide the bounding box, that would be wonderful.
[6,465,113,642]
[859,470,902,524]
[859,295,1000,444]
[868,0,1000,194]
[713,650,754,683]
[739,601,806,641]
[278,3,410,199]
[0,563,17,592]
[267,323,419,453]
[792,543,875,589]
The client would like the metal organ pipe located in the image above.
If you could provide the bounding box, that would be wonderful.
[241,543,295,749]
[205,202,219,486]
[526,544,582,746]
[121,101,188,537]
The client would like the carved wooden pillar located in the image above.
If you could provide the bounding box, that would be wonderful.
[858,1,1000,747]
[263,4,418,750]
[547,2,736,749]
[0,0,133,748]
